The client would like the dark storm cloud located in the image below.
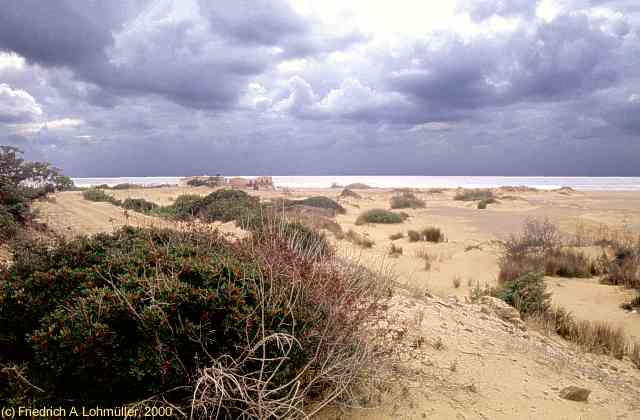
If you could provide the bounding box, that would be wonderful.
[387,12,625,119]
[0,0,361,110]
[1,1,639,176]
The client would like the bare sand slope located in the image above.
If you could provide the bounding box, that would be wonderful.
[322,291,640,419]
[34,191,171,237]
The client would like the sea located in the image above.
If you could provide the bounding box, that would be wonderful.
[71,176,640,191]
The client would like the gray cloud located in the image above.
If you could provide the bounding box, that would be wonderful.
[0,1,639,176]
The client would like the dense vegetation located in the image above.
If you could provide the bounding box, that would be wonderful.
[454,189,496,203]
[0,146,74,242]
[0,219,386,416]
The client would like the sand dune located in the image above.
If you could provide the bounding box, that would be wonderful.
[33,186,640,419]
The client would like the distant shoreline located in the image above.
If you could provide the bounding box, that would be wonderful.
[71,176,640,191]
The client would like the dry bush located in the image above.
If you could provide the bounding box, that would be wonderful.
[454,189,496,202]
[345,229,374,248]
[389,192,425,209]
[407,230,421,242]
[189,217,392,418]
[415,248,434,271]
[452,276,461,288]
[422,227,444,243]
[389,243,403,257]
[544,248,594,278]
[389,232,403,241]
[533,307,627,359]
[630,342,640,369]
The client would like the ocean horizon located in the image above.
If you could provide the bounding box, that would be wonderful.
[71,176,640,191]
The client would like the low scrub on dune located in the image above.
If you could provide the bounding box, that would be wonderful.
[454,188,496,202]
[344,229,375,248]
[498,218,595,282]
[389,192,425,209]
[160,189,260,223]
[389,232,404,240]
[493,218,639,363]
[339,188,361,199]
[355,209,405,225]
[271,196,346,216]
[344,183,371,189]
[0,220,388,417]
[600,243,640,289]
[82,188,122,206]
[121,197,158,213]
[407,227,445,243]
[295,196,346,214]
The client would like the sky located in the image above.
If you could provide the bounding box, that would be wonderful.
[0,0,639,176]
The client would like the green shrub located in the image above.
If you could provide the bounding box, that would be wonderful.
[0,206,19,241]
[167,194,202,219]
[121,198,158,213]
[0,225,385,415]
[186,176,225,187]
[82,188,121,205]
[477,200,488,209]
[295,196,346,214]
[355,209,404,225]
[390,192,425,209]
[454,189,496,202]
[167,189,259,223]
[495,272,550,318]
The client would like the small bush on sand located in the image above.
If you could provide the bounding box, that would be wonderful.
[452,276,461,288]
[495,272,551,318]
[345,229,374,248]
[422,227,445,243]
[0,223,388,416]
[544,248,594,278]
[389,243,403,257]
[407,230,421,242]
[454,189,496,202]
[170,189,260,223]
[111,183,139,190]
[295,196,346,214]
[600,244,640,288]
[82,188,121,206]
[389,232,404,241]
[339,188,361,199]
[407,227,444,243]
[390,192,425,209]
[415,248,434,271]
[477,200,488,209]
[355,209,404,225]
[121,197,158,213]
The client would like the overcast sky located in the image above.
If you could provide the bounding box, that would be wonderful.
[0,0,639,176]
